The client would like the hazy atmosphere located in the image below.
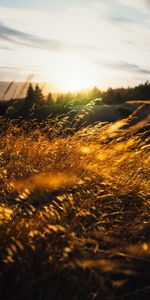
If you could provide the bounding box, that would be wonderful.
[0,0,150,91]
[0,1,150,300]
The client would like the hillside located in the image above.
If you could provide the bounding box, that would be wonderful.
[72,100,150,128]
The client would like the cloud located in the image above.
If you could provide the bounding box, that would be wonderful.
[0,45,12,51]
[0,3,108,50]
[0,22,103,54]
[117,61,150,74]
[117,0,150,15]
[0,22,66,51]
[109,16,137,25]
[0,2,149,87]
[99,60,150,75]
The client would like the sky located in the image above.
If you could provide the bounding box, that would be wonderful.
[0,0,150,91]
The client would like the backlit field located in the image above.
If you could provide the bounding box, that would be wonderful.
[0,116,150,300]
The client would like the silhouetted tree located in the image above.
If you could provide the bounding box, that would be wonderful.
[2,81,149,120]
[34,84,44,107]
[26,84,35,107]
[47,93,53,105]
[115,92,123,104]
[56,94,65,105]
[19,83,35,116]
[90,86,102,99]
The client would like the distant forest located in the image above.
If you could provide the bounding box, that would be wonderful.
[0,81,150,120]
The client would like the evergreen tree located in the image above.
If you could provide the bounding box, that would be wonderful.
[115,92,122,104]
[47,93,53,105]
[26,84,35,107]
[56,94,64,105]
[34,84,44,107]
[90,86,101,99]
[21,83,35,116]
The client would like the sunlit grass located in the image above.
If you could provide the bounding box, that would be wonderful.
[0,115,149,299]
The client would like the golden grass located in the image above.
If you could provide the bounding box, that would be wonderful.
[0,116,149,299]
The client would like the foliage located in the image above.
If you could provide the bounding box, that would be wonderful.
[0,82,150,121]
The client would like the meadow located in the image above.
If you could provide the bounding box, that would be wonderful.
[0,113,149,300]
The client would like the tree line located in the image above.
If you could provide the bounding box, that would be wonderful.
[0,81,149,120]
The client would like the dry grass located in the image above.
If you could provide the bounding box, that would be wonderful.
[0,115,149,300]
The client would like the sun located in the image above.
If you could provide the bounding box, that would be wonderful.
[36,52,103,92]
[59,73,92,92]
[57,55,94,92]
[53,54,97,92]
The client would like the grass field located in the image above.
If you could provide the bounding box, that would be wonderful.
[0,115,150,300]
